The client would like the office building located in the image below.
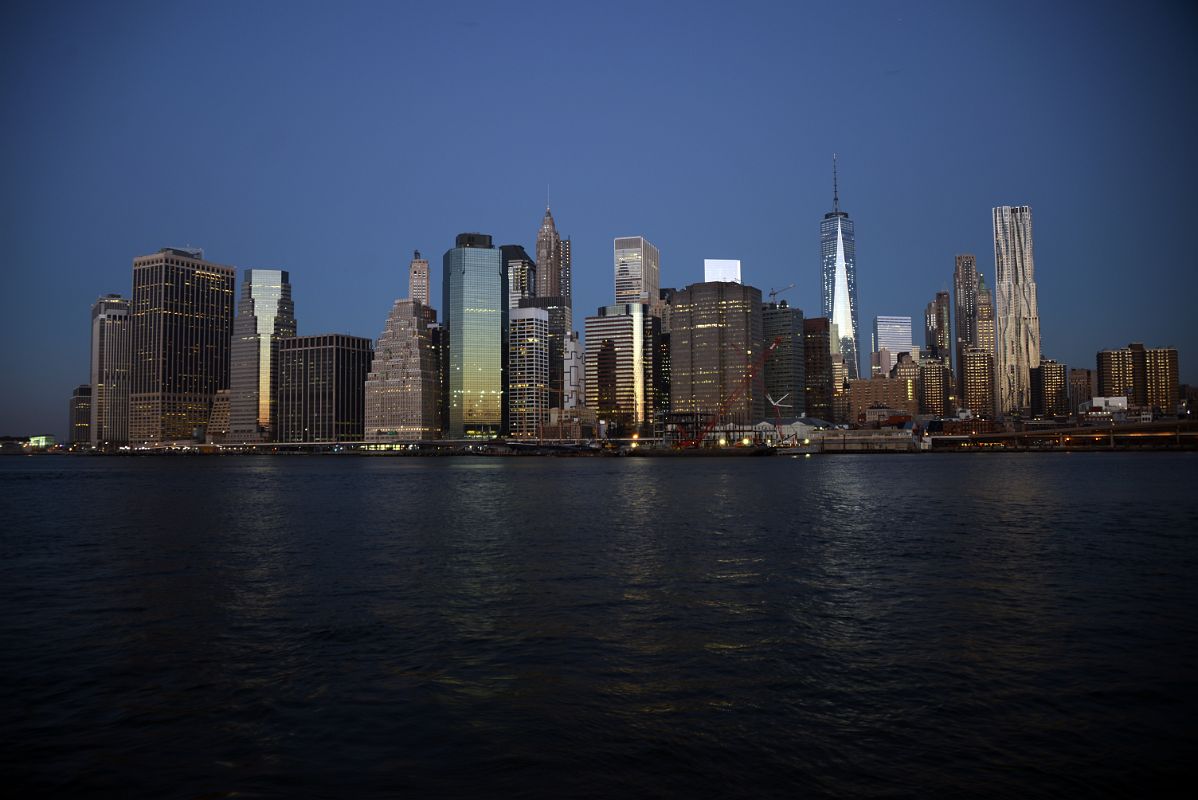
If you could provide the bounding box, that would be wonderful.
[130,247,235,443]
[763,300,805,418]
[1030,358,1068,418]
[536,206,562,299]
[365,299,442,441]
[502,244,536,309]
[444,233,507,438]
[670,282,765,423]
[276,334,373,442]
[564,331,584,410]
[409,250,430,307]
[953,254,979,390]
[803,317,833,421]
[614,236,661,310]
[69,385,91,445]
[89,294,130,446]
[584,304,659,434]
[925,291,952,366]
[559,237,572,311]
[820,157,860,380]
[872,315,914,377]
[992,205,1041,416]
[508,307,550,438]
[976,274,996,354]
[704,259,742,284]
[229,269,296,441]
[207,390,231,443]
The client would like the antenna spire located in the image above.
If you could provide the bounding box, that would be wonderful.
[546,182,550,210]
[832,153,840,212]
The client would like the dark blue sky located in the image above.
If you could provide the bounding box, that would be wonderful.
[3,0,1196,437]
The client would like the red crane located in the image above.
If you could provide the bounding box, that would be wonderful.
[677,336,783,448]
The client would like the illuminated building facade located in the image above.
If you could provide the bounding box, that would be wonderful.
[848,377,917,422]
[872,315,914,377]
[444,233,507,438]
[962,348,996,418]
[919,356,952,416]
[614,236,661,309]
[584,304,659,434]
[763,300,805,418]
[229,269,296,441]
[670,282,764,424]
[1145,347,1179,413]
[130,247,235,443]
[924,291,952,366]
[1030,357,1068,418]
[820,158,860,380]
[536,207,561,299]
[704,259,742,283]
[1098,343,1180,413]
[90,294,130,446]
[276,334,373,442]
[993,205,1041,416]
[508,307,549,438]
[365,300,442,441]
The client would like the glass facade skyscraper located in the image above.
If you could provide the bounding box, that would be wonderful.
[443,233,507,438]
[820,159,860,381]
[762,301,805,418]
[872,315,914,377]
[584,304,659,435]
[614,236,661,308]
[229,269,296,441]
[993,205,1040,416]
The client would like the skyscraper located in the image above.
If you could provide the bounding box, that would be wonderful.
[670,282,765,424]
[229,269,296,441]
[69,385,91,445]
[1098,343,1179,413]
[559,237,572,311]
[820,157,860,381]
[762,300,806,418]
[365,299,442,441]
[976,274,996,355]
[962,348,996,418]
[1030,358,1068,418]
[872,315,914,377]
[584,304,659,435]
[90,294,130,446]
[130,247,235,444]
[444,233,507,438]
[409,250,430,307]
[508,307,550,438]
[924,291,952,367]
[536,206,562,298]
[953,254,979,393]
[276,334,373,442]
[992,205,1041,416]
[1069,368,1095,412]
[501,244,536,309]
[803,317,833,421]
[614,236,661,309]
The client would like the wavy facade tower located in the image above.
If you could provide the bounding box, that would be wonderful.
[820,158,860,381]
[229,269,296,441]
[992,205,1040,416]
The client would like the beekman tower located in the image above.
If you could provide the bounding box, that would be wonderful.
[820,156,860,381]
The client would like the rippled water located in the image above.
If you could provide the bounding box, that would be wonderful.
[2,453,1195,797]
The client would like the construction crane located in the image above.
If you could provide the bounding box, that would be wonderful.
[678,336,783,448]
[767,392,793,442]
[768,283,795,303]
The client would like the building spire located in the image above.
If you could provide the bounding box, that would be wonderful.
[547,182,550,210]
[832,153,840,213]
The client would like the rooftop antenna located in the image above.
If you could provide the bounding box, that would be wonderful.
[832,153,840,212]
[547,182,550,210]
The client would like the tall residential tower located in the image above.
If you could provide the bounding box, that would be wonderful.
[992,205,1041,416]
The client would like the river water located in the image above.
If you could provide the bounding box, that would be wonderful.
[2,453,1195,797]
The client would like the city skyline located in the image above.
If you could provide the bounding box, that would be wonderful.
[3,2,1196,436]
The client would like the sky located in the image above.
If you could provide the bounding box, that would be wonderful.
[2,0,1196,437]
